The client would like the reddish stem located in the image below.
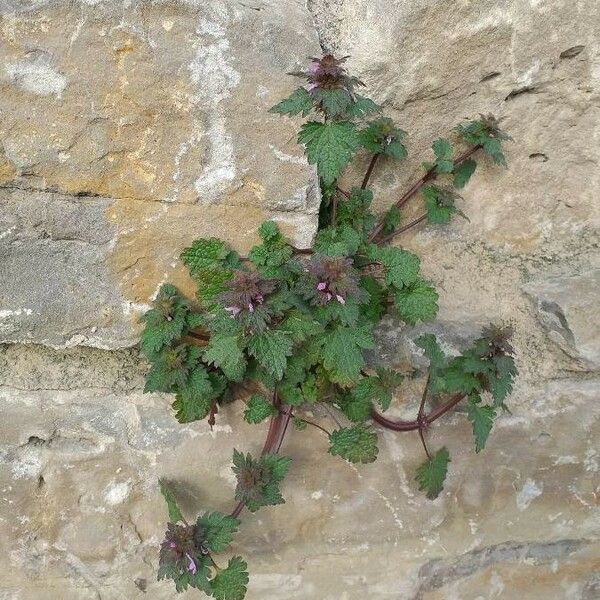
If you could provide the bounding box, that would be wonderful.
[377,214,428,244]
[361,153,380,189]
[369,145,480,242]
[230,393,292,519]
[371,392,465,431]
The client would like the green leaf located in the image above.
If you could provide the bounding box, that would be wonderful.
[346,94,381,118]
[244,394,277,424]
[351,369,403,412]
[313,225,362,257]
[483,137,506,166]
[181,238,239,277]
[298,121,360,184]
[360,118,407,160]
[432,138,454,173]
[312,88,353,118]
[203,334,247,381]
[140,285,190,359]
[210,556,249,600]
[381,206,402,236]
[232,451,292,512]
[247,330,294,380]
[158,479,184,523]
[171,366,216,423]
[393,279,439,325]
[196,511,240,553]
[453,158,477,188]
[269,87,312,116]
[158,557,212,594]
[415,334,446,370]
[280,310,323,343]
[320,324,375,386]
[415,447,450,499]
[329,425,378,464]
[337,391,372,423]
[423,185,467,225]
[371,246,421,289]
[488,355,516,407]
[359,276,387,323]
[467,397,496,453]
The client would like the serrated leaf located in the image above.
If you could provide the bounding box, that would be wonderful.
[232,451,291,512]
[196,511,240,554]
[298,121,360,184]
[359,276,387,323]
[381,205,402,236]
[244,394,277,424]
[312,88,353,118]
[140,285,190,359]
[329,425,378,464]
[158,479,184,523]
[453,158,477,188]
[280,310,323,343]
[467,397,496,453]
[320,324,375,386]
[351,369,403,412]
[393,279,439,325]
[247,330,294,380]
[171,366,215,423]
[181,238,236,276]
[415,447,450,499]
[292,416,308,431]
[415,334,446,370]
[269,87,312,116]
[210,556,249,600]
[346,94,381,118]
[432,138,452,160]
[203,334,247,381]
[313,224,362,257]
[372,246,421,289]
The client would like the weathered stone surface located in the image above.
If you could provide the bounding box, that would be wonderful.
[0,0,321,347]
[1,0,600,598]
[0,345,598,599]
[522,270,600,370]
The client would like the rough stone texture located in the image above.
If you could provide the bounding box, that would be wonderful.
[0,0,321,347]
[1,0,600,599]
[523,270,600,370]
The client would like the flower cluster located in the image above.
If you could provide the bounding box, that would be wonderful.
[304,256,360,306]
[159,523,204,577]
[218,271,276,317]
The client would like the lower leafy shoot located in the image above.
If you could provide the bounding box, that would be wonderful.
[415,447,451,500]
[157,486,247,599]
[142,53,517,598]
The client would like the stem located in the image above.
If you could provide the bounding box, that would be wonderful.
[336,186,350,199]
[331,193,338,227]
[295,417,331,437]
[361,153,380,189]
[371,392,465,431]
[230,392,293,519]
[417,377,431,460]
[369,145,481,242]
[376,214,427,244]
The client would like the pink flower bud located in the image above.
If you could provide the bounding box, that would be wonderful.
[185,553,197,575]
[336,294,345,305]
[317,281,327,291]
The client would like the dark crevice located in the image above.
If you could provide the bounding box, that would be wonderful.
[480,71,501,82]
[560,45,585,59]
[529,152,548,162]
[505,86,537,101]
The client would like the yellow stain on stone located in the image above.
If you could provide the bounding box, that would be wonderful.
[105,198,271,328]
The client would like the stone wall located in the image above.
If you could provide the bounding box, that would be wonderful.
[1,1,599,599]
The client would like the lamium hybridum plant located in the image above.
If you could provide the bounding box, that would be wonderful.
[141,54,517,599]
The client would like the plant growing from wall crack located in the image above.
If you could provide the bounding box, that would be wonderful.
[142,54,517,599]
